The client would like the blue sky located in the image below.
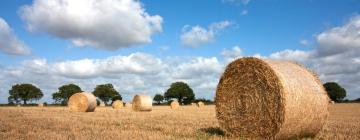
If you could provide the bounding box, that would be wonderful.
[0,0,360,103]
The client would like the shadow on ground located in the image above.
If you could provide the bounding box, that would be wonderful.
[199,127,225,136]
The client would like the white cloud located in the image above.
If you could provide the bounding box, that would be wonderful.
[180,21,232,47]
[241,10,248,15]
[222,0,251,5]
[0,18,30,55]
[221,46,243,63]
[19,0,163,50]
[316,15,360,56]
[299,39,310,46]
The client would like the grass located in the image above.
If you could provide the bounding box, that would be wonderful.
[0,104,359,139]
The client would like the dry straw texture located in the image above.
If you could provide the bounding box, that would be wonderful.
[68,92,97,112]
[215,57,330,139]
[170,101,180,109]
[125,102,132,108]
[38,103,44,107]
[197,102,205,108]
[99,102,105,107]
[132,95,152,111]
[112,100,123,109]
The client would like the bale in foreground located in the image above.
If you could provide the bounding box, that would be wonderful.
[215,57,329,139]
[170,101,179,109]
[132,95,152,111]
[68,92,97,112]
[112,100,123,109]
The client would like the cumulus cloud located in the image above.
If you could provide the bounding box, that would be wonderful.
[19,0,163,50]
[221,46,243,63]
[0,53,224,103]
[180,21,232,47]
[269,15,360,99]
[0,18,30,55]
[299,39,310,46]
[316,16,360,56]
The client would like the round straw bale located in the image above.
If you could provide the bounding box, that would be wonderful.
[215,57,330,139]
[99,102,106,107]
[132,95,152,111]
[112,100,123,109]
[38,103,44,107]
[330,101,335,104]
[16,104,21,107]
[170,101,180,109]
[125,102,132,108]
[197,101,205,107]
[191,103,196,106]
[68,92,97,112]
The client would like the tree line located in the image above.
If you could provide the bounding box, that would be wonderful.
[7,81,350,105]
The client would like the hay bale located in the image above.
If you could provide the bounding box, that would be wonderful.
[125,102,132,108]
[16,104,21,107]
[170,101,180,109]
[68,92,97,112]
[132,95,152,111]
[330,101,335,104]
[191,103,196,106]
[38,103,44,107]
[197,101,204,107]
[112,100,123,109]
[99,102,106,107]
[215,57,329,139]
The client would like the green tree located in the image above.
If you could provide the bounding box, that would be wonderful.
[52,84,82,105]
[323,82,346,102]
[93,83,120,105]
[164,81,195,105]
[153,94,164,104]
[8,84,43,105]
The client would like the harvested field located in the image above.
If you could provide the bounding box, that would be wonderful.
[0,104,359,140]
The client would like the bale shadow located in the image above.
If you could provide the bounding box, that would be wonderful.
[199,127,225,136]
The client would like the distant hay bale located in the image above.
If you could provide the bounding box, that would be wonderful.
[112,100,123,109]
[197,101,204,107]
[215,57,330,139]
[191,103,196,106]
[170,101,180,109]
[132,95,152,111]
[330,101,335,104]
[99,102,105,107]
[68,92,97,112]
[125,102,132,108]
[38,103,44,107]
[16,104,21,107]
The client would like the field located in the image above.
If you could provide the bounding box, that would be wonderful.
[0,104,359,140]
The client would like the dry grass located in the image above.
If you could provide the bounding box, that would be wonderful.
[0,104,359,140]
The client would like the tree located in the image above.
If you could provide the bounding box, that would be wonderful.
[164,81,195,105]
[111,95,122,104]
[153,94,164,104]
[8,84,43,105]
[52,84,82,105]
[323,82,346,102]
[93,83,120,105]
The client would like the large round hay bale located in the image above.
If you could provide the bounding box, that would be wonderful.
[112,100,123,109]
[38,103,44,107]
[125,102,132,108]
[99,102,106,107]
[170,101,179,109]
[132,95,152,111]
[197,101,204,108]
[68,92,97,112]
[215,57,330,139]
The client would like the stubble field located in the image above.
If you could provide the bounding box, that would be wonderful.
[0,104,359,140]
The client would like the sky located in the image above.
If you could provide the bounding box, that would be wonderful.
[0,0,360,103]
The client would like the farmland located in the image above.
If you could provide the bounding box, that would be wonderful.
[0,104,359,140]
